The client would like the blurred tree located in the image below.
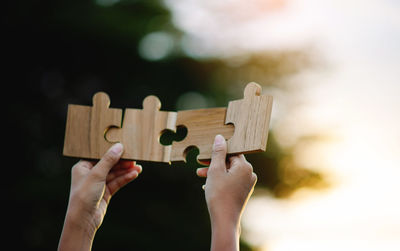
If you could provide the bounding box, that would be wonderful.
[4,0,326,250]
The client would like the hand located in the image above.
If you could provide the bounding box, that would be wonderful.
[197,135,257,251]
[58,143,142,251]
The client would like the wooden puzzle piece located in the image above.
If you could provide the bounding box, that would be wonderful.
[106,95,177,163]
[63,82,273,163]
[170,108,235,162]
[63,92,122,159]
[225,82,273,154]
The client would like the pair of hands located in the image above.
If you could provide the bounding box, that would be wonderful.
[58,135,257,251]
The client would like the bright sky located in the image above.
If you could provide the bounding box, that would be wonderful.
[164,0,400,250]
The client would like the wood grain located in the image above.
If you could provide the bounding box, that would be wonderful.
[170,108,235,162]
[63,92,122,159]
[225,82,273,154]
[106,95,177,163]
[63,83,273,162]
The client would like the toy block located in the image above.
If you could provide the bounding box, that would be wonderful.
[170,108,234,162]
[106,95,177,163]
[225,82,273,154]
[63,92,122,159]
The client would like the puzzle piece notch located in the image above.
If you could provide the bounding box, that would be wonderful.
[106,95,177,163]
[170,108,235,163]
[225,82,273,154]
[64,84,273,163]
[159,125,188,146]
[63,92,122,159]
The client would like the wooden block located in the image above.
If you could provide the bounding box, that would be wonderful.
[63,92,122,159]
[170,108,235,162]
[106,95,177,163]
[225,82,273,154]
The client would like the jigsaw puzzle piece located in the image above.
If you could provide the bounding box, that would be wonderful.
[170,108,234,163]
[63,92,122,159]
[225,82,273,154]
[106,95,177,163]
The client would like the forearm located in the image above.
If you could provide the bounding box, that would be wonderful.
[58,212,96,251]
[210,216,240,251]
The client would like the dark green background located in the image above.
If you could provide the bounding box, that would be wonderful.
[4,1,323,250]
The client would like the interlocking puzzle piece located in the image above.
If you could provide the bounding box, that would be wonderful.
[225,82,273,154]
[170,108,235,162]
[63,82,273,163]
[63,92,122,159]
[106,95,177,163]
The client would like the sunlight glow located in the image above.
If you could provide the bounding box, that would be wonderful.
[166,0,400,250]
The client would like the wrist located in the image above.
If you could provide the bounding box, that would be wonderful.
[210,216,240,251]
[208,203,241,228]
[64,202,98,238]
[210,214,240,234]
[58,212,96,251]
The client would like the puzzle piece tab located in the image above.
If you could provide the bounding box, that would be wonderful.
[225,82,273,154]
[63,92,122,159]
[63,82,273,163]
[106,95,177,163]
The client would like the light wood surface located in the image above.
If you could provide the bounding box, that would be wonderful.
[63,92,122,159]
[170,108,235,162]
[225,82,273,154]
[63,82,273,162]
[106,96,177,163]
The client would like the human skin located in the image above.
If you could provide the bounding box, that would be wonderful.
[58,136,256,251]
[197,135,257,251]
[58,143,142,251]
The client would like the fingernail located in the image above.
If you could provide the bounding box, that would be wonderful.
[111,143,123,155]
[213,134,224,147]
[137,164,143,174]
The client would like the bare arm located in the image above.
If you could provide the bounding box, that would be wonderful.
[197,135,257,251]
[58,143,142,251]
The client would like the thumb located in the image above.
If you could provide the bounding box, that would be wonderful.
[209,134,227,172]
[93,143,124,179]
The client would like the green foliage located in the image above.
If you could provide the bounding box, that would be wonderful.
[4,0,324,250]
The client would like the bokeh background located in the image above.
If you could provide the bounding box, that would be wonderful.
[5,0,400,250]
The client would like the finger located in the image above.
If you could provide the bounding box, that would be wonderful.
[227,154,242,169]
[73,160,93,170]
[107,163,142,184]
[196,167,209,177]
[110,161,137,172]
[106,166,137,183]
[93,143,124,180]
[249,172,258,195]
[110,162,142,177]
[134,164,143,174]
[89,160,97,168]
[209,134,227,172]
[252,172,258,185]
[119,160,136,169]
[107,169,139,196]
[197,159,211,166]
[229,154,247,164]
[229,154,253,173]
[71,160,93,177]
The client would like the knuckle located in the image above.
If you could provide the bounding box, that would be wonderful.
[246,162,254,171]
[240,162,254,177]
[71,161,88,173]
[252,172,258,183]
